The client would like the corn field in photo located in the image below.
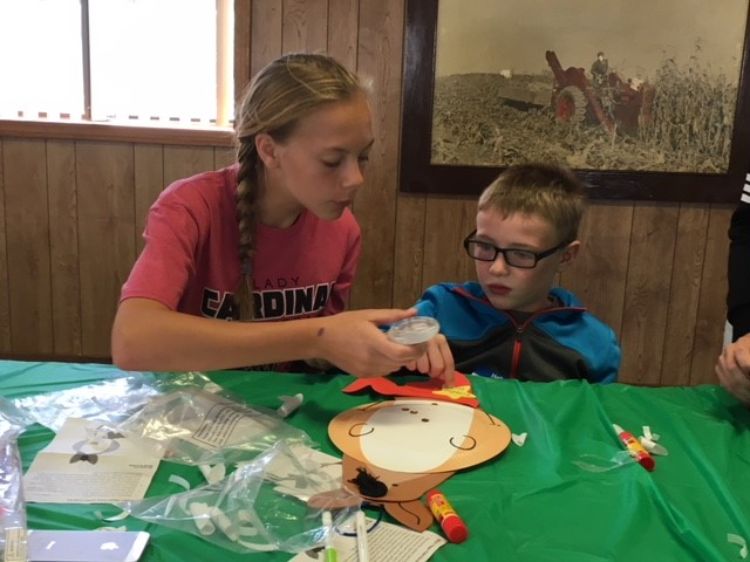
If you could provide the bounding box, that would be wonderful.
[430,55,738,173]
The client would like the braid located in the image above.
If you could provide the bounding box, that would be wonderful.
[234,139,261,321]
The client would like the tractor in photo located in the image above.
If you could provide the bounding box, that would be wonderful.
[545,50,655,135]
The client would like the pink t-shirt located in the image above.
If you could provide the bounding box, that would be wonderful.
[121,165,361,321]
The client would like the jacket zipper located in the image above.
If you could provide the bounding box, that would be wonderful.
[507,306,585,379]
[510,329,523,378]
[450,286,585,379]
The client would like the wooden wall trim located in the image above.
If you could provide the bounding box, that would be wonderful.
[0,119,234,148]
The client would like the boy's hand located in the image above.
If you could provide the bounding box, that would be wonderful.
[406,334,456,387]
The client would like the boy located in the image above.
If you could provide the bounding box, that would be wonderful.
[412,163,620,382]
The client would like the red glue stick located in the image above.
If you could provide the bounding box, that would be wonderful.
[613,424,655,471]
[426,489,468,543]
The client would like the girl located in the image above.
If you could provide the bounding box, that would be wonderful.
[111,53,453,380]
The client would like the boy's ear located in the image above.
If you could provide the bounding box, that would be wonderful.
[255,133,281,169]
[557,240,581,270]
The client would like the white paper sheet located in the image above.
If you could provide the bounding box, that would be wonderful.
[23,418,160,503]
[288,516,446,562]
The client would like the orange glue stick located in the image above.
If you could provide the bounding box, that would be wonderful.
[426,489,468,543]
[613,424,655,471]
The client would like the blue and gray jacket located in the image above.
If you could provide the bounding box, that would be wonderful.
[414,282,620,383]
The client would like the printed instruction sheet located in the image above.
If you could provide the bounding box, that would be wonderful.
[24,417,160,503]
[288,515,446,562]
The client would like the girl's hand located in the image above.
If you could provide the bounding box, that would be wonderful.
[316,308,426,378]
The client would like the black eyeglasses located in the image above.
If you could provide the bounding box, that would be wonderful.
[463,230,569,269]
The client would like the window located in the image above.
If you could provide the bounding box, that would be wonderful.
[0,0,84,119]
[0,0,233,128]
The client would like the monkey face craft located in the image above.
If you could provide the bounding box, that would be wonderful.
[328,399,511,531]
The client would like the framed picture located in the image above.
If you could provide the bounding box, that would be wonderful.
[400,0,750,202]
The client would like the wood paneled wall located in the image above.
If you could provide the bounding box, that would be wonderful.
[0,0,734,386]
[0,140,235,358]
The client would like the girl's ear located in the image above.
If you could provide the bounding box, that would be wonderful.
[255,133,280,169]
[557,240,581,270]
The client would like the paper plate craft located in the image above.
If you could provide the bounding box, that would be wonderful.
[326,399,511,531]
[342,372,480,408]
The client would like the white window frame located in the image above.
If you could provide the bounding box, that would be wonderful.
[0,0,237,147]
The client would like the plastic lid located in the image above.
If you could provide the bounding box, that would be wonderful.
[387,316,440,345]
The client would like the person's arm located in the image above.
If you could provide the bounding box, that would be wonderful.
[111,297,426,377]
[301,212,362,372]
[728,194,750,340]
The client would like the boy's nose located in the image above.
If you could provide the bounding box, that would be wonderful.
[489,252,510,275]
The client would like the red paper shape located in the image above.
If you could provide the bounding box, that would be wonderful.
[342,371,479,408]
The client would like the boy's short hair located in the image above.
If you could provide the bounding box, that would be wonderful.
[478,163,585,243]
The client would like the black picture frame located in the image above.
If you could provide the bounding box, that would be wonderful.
[400,0,750,203]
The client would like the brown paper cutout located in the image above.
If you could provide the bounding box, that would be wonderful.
[327,399,511,531]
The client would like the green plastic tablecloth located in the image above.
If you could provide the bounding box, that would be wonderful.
[1,360,749,562]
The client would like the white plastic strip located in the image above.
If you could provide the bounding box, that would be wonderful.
[94,509,130,522]
[639,426,668,456]
[728,533,748,559]
[642,426,659,441]
[277,394,304,418]
[511,432,528,447]
[235,508,276,551]
[188,502,216,536]
[573,450,633,473]
[168,474,192,490]
[199,463,226,484]
[236,540,277,552]
[209,507,239,542]
[639,437,668,456]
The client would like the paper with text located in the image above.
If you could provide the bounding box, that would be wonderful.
[24,417,160,503]
[288,516,446,562]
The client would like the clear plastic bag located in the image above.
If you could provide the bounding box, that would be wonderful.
[11,371,217,433]
[119,441,358,554]
[0,398,31,561]
[116,386,312,466]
